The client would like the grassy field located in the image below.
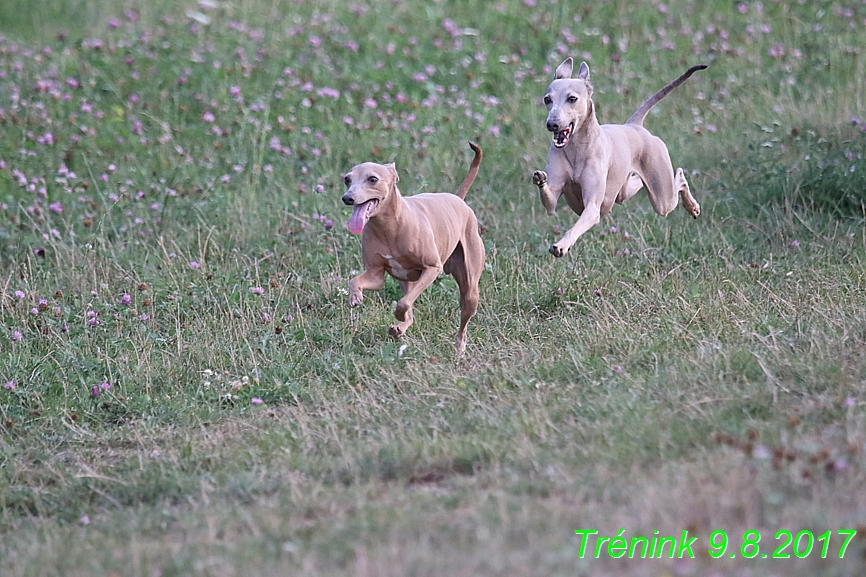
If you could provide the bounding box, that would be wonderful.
[1,0,865,575]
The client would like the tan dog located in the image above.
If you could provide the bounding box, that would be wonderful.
[532,58,706,257]
[342,143,485,353]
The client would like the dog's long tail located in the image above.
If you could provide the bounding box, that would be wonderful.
[456,142,483,200]
[626,64,708,126]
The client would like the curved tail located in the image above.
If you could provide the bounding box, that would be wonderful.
[456,142,483,200]
[626,64,708,126]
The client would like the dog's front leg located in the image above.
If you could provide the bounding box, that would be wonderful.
[532,170,564,216]
[348,267,385,307]
[388,265,442,339]
[549,171,605,257]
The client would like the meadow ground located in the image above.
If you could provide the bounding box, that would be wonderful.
[1,0,865,575]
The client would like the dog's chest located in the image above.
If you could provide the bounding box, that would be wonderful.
[381,254,421,282]
[561,181,586,214]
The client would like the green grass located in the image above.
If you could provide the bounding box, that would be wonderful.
[1,0,866,575]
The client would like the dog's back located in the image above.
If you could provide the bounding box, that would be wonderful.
[404,193,478,261]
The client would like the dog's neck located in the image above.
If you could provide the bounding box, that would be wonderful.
[574,99,601,141]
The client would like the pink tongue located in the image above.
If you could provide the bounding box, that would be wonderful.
[348,203,367,235]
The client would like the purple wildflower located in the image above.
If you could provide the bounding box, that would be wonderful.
[442,19,460,37]
[316,86,340,99]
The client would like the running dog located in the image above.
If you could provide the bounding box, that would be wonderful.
[342,143,485,353]
[532,58,706,257]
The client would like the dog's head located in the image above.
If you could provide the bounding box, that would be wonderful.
[542,58,593,148]
[341,162,399,234]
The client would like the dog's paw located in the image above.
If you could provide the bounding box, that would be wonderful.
[532,170,548,187]
[349,291,364,307]
[388,324,406,339]
[688,203,701,219]
[454,333,467,354]
[549,244,567,258]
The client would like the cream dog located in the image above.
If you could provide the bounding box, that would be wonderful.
[342,143,484,353]
[532,58,706,257]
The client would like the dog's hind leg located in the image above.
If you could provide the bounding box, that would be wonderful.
[676,167,700,218]
[615,172,644,205]
[446,235,484,353]
[638,140,700,218]
[639,164,700,218]
[636,142,680,217]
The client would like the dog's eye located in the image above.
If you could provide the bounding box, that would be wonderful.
[567,95,578,103]
[343,176,351,187]
[367,176,378,184]
[543,95,552,105]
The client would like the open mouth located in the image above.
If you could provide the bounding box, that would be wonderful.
[347,199,379,235]
[552,122,574,148]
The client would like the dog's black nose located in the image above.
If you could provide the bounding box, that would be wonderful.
[547,120,559,132]
[341,193,354,206]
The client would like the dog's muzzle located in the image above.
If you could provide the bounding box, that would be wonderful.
[547,120,574,149]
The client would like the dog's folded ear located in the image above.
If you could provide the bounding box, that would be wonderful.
[384,163,399,183]
[554,57,574,80]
